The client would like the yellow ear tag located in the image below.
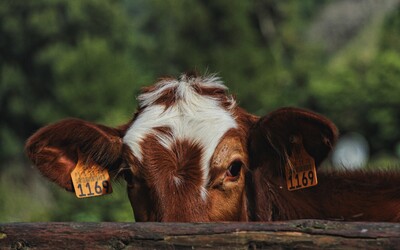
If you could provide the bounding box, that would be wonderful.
[285,136,318,191]
[71,160,113,198]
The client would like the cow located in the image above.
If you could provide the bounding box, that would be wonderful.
[25,73,400,222]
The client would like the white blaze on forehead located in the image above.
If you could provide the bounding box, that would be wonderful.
[123,75,237,200]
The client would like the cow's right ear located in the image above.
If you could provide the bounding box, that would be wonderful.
[25,119,124,191]
[248,107,338,176]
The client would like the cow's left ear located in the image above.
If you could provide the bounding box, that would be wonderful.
[248,107,338,175]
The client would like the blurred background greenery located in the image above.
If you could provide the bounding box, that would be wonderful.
[1,0,400,222]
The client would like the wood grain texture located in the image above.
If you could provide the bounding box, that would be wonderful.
[1,220,400,249]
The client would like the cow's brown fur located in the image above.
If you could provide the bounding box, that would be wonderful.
[249,169,400,221]
[25,74,400,222]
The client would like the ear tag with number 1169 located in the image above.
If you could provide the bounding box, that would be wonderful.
[71,160,113,198]
[285,136,318,191]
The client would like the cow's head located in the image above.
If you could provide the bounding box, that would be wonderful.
[26,74,338,222]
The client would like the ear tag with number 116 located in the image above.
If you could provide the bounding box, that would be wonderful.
[285,136,318,191]
[71,160,113,198]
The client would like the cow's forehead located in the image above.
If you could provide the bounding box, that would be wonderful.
[123,75,238,199]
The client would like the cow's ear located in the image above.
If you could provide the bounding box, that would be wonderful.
[248,107,338,175]
[25,119,124,191]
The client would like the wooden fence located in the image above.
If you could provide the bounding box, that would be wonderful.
[1,220,400,249]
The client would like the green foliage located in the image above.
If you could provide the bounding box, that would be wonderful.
[0,166,52,222]
[310,8,400,154]
[0,165,133,222]
[380,7,400,53]
[1,0,142,222]
[1,0,400,222]
[0,0,144,161]
[35,37,139,124]
[47,182,133,222]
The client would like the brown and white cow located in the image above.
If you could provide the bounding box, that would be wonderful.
[25,74,400,222]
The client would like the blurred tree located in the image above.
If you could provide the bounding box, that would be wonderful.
[124,0,269,112]
[0,0,142,163]
[310,6,400,156]
[123,0,332,115]
[0,0,140,222]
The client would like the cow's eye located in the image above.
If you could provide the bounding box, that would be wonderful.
[226,160,242,180]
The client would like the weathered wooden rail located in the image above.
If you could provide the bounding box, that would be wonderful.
[1,220,400,249]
